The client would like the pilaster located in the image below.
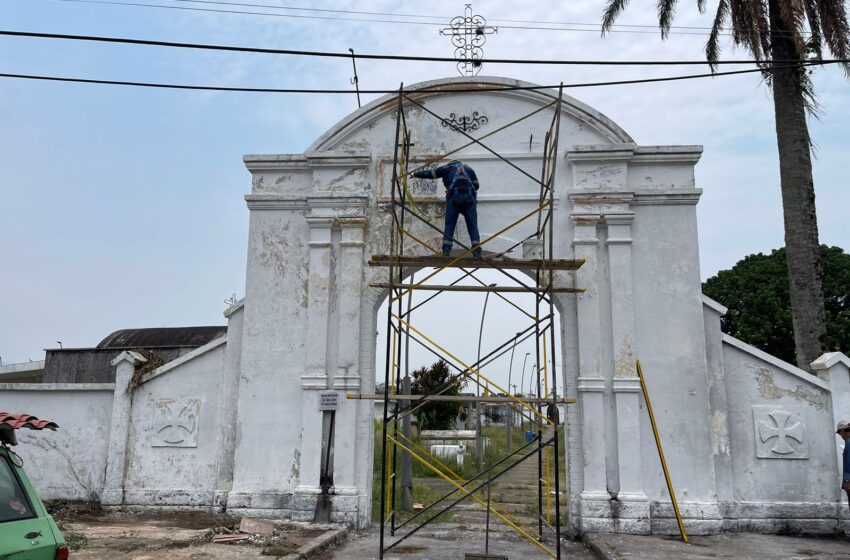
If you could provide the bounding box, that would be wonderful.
[302,216,335,389]
[102,351,146,505]
[297,215,335,501]
[333,217,367,493]
[572,213,608,501]
[605,214,647,514]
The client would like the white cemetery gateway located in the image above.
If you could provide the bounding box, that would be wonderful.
[3,76,850,535]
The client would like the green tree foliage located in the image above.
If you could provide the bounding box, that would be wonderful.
[410,360,462,430]
[703,246,850,364]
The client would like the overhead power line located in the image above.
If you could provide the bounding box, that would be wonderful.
[49,0,808,38]
[0,61,836,94]
[2,30,843,66]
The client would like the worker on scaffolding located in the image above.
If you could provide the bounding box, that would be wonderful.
[413,160,482,258]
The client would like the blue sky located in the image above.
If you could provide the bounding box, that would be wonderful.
[0,0,847,371]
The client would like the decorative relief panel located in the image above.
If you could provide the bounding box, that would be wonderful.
[752,405,808,459]
[152,398,200,448]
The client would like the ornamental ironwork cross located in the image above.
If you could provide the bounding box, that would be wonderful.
[439,4,498,76]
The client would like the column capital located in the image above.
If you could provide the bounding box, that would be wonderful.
[612,377,642,392]
[305,215,336,228]
[603,212,635,226]
[570,213,602,227]
[338,217,368,245]
[577,377,606,392]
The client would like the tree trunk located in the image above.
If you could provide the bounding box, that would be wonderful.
[768,0,828,371]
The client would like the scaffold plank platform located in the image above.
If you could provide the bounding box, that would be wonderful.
[368,282,584,294]
[347,393,577,404]
[368,254,584,271]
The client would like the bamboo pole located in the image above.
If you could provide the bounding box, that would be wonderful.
[636,359,688,543]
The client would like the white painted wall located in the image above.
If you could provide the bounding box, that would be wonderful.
[123,341,227,507]
[0,384,113,501]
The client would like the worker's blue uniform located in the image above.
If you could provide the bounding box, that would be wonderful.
[413,161,481,257]
[841,441,850,504]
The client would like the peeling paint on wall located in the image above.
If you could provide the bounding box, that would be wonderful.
[709,410,730,455]
[258,227,291,276]
[754,366,827,411]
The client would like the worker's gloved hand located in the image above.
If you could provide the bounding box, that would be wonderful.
[412,169,432,179]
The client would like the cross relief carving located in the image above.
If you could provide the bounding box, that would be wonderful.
[752,406,808,459]
[152,398,201,448]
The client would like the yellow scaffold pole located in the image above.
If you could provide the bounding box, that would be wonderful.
[636,359,688,543]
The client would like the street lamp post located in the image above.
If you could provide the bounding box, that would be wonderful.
[476,283,497,473]
[506,332,521,451]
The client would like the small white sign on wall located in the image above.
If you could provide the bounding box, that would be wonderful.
[318,391,340,411]
[152,398,200,448]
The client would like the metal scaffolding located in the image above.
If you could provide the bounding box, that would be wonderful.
[369,83,582,559]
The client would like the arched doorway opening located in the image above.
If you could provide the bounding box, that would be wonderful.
[368,264,571,549]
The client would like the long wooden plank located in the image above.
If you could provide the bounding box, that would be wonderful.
[368,282,584,294]
[347,393,576,404]
[368,254,584,271]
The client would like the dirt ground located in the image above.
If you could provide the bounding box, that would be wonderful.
[48,502,328,559]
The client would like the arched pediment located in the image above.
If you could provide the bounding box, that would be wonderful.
[307,76,634,156]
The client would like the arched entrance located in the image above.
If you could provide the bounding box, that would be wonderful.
[233,75,705,537]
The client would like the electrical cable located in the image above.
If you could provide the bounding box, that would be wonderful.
[1,30,842,66]
[48,0,815,38]
[0,61,834,94]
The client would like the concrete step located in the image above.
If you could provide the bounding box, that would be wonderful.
[449,510,539,527]
[454,501,535,515]
[488,489,567,504]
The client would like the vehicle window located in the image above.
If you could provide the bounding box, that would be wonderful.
[0,455,35,523]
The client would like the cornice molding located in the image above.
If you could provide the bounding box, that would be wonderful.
[632,189,702,206]
[244,152,370,172]
[245,196,308,211]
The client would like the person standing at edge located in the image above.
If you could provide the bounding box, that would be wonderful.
[837,420,850,506]
[413,160,482,257]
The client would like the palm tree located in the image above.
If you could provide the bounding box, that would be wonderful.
[601,0,849,371]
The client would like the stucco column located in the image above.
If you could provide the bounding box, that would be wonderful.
[332,218,366,503]
[606,213,647,507]
[296,216,335,502]
[572,213,609,502]
[812,353,850,484]
[302,216,335,389]
[101,351,146,505]
[213,302,244,510]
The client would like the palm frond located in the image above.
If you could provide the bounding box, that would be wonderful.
[706,0,731,66]
[753,0,772,61]
[777,0,809,56]
[697,0,707,14]
[658,0,679,38]
[802,0,823,58]
[729,0,766,60]
[601,0,632,35]
[815,0,850,75]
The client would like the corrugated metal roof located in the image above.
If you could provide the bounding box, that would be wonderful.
[0,413,58,431]
[96,326,227,349]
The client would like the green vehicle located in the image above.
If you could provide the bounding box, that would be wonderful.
[0,413,68,560]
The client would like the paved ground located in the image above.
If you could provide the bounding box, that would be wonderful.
[586,533,850,560]
[325,526,596,560]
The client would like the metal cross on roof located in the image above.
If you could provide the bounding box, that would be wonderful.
[439,4,498,77]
